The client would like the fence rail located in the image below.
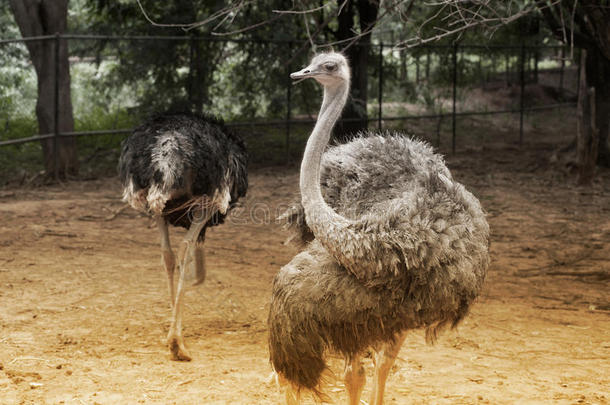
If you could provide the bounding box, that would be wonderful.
[0,34,578,177]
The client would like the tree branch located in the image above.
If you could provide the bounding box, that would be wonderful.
[537,0,592,48]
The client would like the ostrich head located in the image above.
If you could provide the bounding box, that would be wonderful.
[290,52,350,86]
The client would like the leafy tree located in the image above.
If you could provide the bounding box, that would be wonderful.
[394,0,610,181]
[204,0,307,120]
[84,0,228,116]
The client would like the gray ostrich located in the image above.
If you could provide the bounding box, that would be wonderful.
[119,113,247,361]
[268,52,489,404]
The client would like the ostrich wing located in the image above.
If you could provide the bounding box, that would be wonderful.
[282,134,489,288]
[282,134,449,244]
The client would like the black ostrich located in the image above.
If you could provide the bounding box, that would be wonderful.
[118,113,247,361]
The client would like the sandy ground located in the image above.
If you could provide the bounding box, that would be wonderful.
[0,144,609,405]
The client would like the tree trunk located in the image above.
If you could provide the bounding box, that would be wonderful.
[576,50,598,185]
[9,0,77,178]
[536,0,610,169]
[333,0,379,142]
[579,1,610,167]
[586,48,610,167]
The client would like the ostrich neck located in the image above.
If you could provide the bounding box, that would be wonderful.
[300,80,351,229]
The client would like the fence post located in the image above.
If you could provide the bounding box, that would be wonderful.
[425,49,430,81]
[285,42,292,162]
[452,43,458,154]
[559,46,565,100]
[378,42,383,131]
[524,47,528,81]
[478,50,484,87]
[534,46,539,83]
[576,47,582,99]
[505,51,510,86]
[188,37,194,106]
[519,42,525,146]
[400,48,407,81]
[54,32,60,180]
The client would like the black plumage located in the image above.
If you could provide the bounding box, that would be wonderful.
[118,113,247,239]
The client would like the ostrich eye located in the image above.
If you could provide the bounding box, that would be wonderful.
[324,63,337,72]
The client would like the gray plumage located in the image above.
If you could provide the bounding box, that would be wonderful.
[269,53,489,397]
[282,134,488,289]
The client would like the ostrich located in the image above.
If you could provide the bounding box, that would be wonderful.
[268,52,489,404]
[119,113,247,361]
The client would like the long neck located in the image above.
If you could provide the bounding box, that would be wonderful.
[300,81,349,209]
[299,78,374,276]
[299,78,382,278]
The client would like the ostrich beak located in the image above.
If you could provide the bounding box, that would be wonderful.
[290,65,318,80]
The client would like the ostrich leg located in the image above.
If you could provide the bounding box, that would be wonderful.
[157,217,176,305]
[369,333,407,405]
[191,242,206,286]
[344,355,366,405]
[167,210,211,361]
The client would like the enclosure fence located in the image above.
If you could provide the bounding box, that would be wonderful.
[0,34,578,177]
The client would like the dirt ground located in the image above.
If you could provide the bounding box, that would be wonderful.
[0,143,609,405]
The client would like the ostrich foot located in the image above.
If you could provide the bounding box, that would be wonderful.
[167,335,192,361]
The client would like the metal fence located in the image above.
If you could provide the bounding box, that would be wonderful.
[0,34,578,176]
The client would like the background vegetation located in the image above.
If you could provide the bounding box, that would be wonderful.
[0,1,595,184]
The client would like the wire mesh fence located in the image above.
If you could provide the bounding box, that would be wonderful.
[0,34,578,178]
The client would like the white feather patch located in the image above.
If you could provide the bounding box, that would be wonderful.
[151,131,182,187]
[122,179,148,212]
[146,184,170,215]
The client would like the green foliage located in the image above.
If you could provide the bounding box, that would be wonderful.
[0,62,36,120]
[75,108,138,178]
[0,116,42,181]
[73,0,225,116]
[0,0,580,180]
[0,1,19,38]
